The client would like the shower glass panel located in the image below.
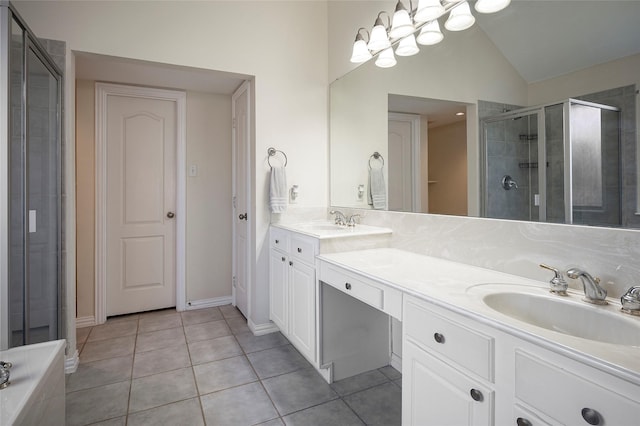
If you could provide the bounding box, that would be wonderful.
[9,16,25,347]
[25,46,61,344]
[483,111,542,221]
[481,99,621,227]
[570,103,620,227]
[2,3,63,349]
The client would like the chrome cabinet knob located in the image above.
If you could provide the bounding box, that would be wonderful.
[516,418,532,426]
[433,333,445,344]
[581,408,601,425]
[166,211,175,219]
[345,283,352,290]
[470,388,483,402]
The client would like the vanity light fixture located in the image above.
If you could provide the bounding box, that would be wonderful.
[475,0,511,14]
[445,1,476,31]
[390,0,415,39]
[350,28,373,63]
[396,34,420,56]
[375,47,398,68]
[349,0,511,67]
[416,20,444,45]
[368,12,392,52]
[415,0,445,23]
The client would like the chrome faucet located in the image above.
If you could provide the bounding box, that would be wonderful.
[329,210,347,226]
[539,264,568,295]
[566,268,608,305]
[621,286,640,316]
[346,214,361,227]
[0,361,12,389]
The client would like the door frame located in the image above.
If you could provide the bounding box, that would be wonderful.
[231,80,252,317]
[95,83,186,324]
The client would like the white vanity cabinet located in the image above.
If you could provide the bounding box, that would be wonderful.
[512,348,640,426]
[269,227,318,363]
[403,295,494,426]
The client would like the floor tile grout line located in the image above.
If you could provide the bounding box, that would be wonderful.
[124,317,140,425]
[183,313,209,425]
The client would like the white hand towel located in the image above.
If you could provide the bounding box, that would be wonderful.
[269,166,288,213]
[368,167,386,210]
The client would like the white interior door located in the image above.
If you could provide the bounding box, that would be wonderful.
[388,112,421,212]
[105,93,177,316]
[232,81,250,318]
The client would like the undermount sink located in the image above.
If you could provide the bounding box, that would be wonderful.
[470,285,640,346]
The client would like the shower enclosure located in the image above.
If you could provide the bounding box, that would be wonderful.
[481,99,621,227]
[1,2,64,349]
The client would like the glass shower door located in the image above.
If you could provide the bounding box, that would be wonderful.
[25,44,61,344]
[8,32,61,347]
[482,111,543,221]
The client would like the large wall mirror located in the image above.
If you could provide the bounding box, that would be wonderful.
[330,1,640,228]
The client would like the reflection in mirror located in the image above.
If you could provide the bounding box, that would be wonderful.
[330,1,640,228]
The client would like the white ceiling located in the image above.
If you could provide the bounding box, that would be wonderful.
[476,0,640,83]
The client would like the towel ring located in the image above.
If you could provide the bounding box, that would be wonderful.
[368,152,384,170]
[267,147,288,168]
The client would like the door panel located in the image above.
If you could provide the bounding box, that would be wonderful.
[233,83,250,317]
[106,94,176,316]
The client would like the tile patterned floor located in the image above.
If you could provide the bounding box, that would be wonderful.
[68,305,402,425]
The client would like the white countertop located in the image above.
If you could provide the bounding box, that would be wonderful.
[317,248,640,384]
[272,222,392,240]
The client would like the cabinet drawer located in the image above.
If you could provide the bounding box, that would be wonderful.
[290,234,317,264]
[404,298,494,381]
[515,351,640,426]
[270,227,290,251]
[319,262,402,320]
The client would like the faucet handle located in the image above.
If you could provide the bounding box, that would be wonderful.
[539,264,568,295]
[347,214,361,227]
[621,286,640,316]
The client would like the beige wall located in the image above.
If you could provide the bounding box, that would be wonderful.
[15,0,329,328]
[75,79,95,320]
[74,82,233,318]
[186,91,232,302]
[427,121,468,216]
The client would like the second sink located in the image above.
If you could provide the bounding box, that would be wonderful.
[469,284,640,346]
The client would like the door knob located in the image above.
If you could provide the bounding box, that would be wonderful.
[166,212,175,218]
[238,213,247,220]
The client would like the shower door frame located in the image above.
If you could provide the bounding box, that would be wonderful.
[0,2,64,349]
[480,107,547,222]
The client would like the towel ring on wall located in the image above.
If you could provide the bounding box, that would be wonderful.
[368,152,384,170]
[267,147,288,168]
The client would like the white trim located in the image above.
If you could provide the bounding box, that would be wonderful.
[390,352,403,373]
[95,83,187,324]
[75,316,96,328]
[248,318,279,336]
[185,296,233,310]
[65,349,79,374]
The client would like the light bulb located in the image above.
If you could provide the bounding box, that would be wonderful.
[375,47,397,68]
[415,0,445,23]
[445,1,475,32]
[396,34,420,57]
[416,20,444,45]
[475,0,511,14]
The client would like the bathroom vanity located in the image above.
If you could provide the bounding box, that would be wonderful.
[317,248,640,426]
[269,222,640,425]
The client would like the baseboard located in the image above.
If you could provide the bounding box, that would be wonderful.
[75,316,96,328]
[248,318,280,336]
[318,362,333,384]
[390,351,402,372]
[65,349,79,374]
[185,296,233,310]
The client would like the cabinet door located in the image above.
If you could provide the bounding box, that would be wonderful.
[403,340,492,426]
[269,249,288,334]
[289,260,316,362]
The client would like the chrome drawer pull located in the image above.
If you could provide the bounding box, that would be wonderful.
[470,388,483,402]
[297,247,302,253]
[345,283,352,290]
[516,418,532,426]
[433,333,445,344]
[581,408,601,425]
